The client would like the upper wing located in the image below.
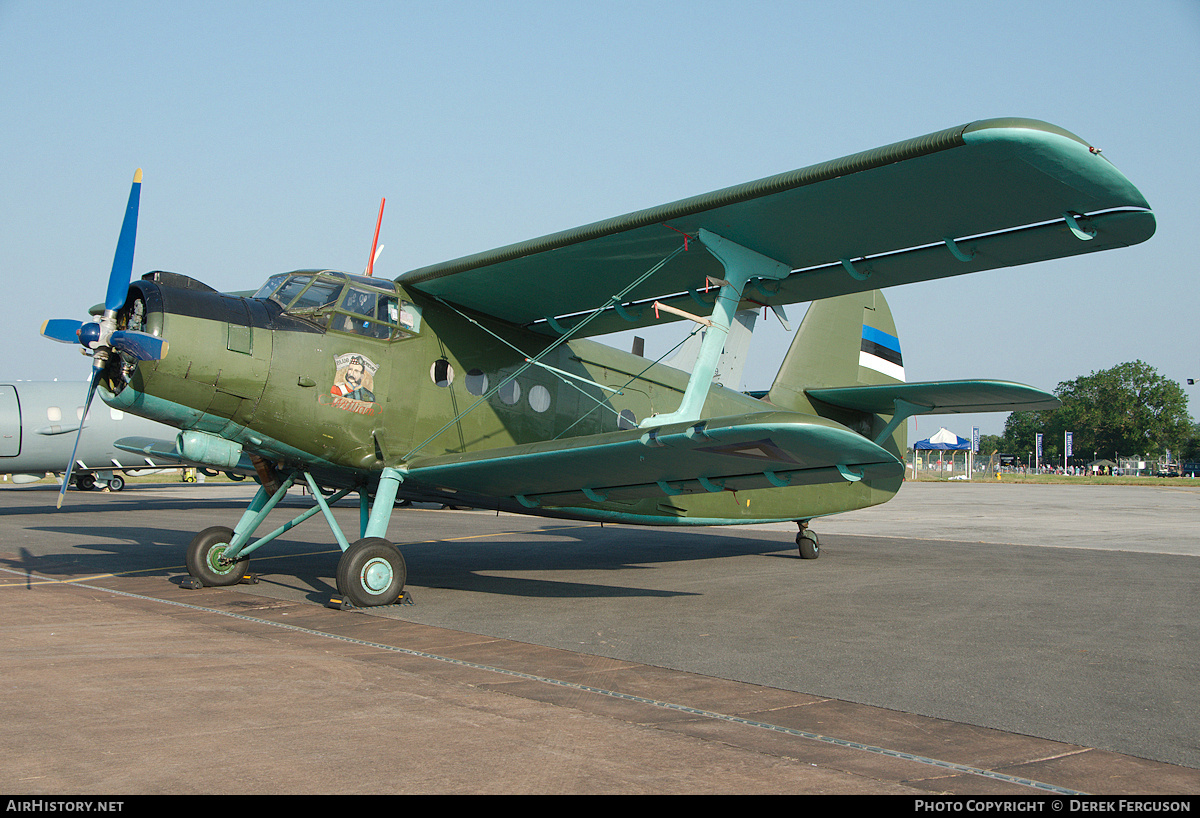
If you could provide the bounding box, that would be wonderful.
[397,118,1154,337]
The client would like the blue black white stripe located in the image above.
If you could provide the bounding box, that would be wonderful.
[859,325,904,381]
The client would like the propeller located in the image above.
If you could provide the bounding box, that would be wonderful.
[40,169,168,507]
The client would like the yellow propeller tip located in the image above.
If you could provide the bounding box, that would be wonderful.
[133,169,143,184]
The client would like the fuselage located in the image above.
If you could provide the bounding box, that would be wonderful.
[101,269,903,523]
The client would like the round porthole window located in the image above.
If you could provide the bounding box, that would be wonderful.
[528,384,551,413]
[465,368,488,396]
[430,358,454,387]
[498,378,521,405]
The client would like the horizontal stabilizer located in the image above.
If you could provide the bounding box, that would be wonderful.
[807,380,1059,415]
[404,411,903,510]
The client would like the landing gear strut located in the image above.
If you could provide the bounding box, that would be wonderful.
[795,519,819,559]
[183,466,409,607]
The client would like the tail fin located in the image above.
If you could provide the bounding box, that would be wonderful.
[767,289,903,412]
[665,308,758,388]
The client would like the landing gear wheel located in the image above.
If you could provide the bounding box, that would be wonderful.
[336,538,406,607]
[108,474,125,492]
[76,474,96,491]
[186,526,249,586]
[796,529,819,559]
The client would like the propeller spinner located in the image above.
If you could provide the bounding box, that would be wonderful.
[40,169,168,506]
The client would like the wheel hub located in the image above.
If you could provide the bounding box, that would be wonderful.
[360,557,393,594]
[207,544,236,574]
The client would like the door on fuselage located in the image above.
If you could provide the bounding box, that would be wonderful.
[0,385,20,457]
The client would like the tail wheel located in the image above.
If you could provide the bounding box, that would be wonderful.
[797,530,819,559]
[186,526,249,586]
[337,538,406,607]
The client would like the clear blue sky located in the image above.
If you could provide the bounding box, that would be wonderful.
[2,0,1197,438]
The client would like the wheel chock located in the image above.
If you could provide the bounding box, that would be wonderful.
[325,590,414,611]
[181,573,257,590]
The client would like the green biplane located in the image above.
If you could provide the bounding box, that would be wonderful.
[42,118,1154,607]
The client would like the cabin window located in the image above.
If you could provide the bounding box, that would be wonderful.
[465,369,488,396]
[497,379,520,405]
[430,359,454,387]
[528,385,551,413]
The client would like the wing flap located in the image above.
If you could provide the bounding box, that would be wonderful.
[402,411,902,509]
[397,119,1154,337]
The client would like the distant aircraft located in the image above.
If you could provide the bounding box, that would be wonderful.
[0,380,185,491]
[41,118,1154,607]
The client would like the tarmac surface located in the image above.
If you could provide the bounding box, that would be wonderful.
[1,479,1198,795]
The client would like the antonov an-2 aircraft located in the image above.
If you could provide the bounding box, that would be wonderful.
[42,118,1154,607]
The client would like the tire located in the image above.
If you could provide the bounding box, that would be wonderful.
[336,538,406,607]
[108,474,125,491]
[186,526,248,586]
[797,530,820,559]
[76,474,96,491]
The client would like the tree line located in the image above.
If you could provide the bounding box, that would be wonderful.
[975,361,1197,464]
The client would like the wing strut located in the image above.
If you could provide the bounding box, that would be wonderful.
[872,399,933,446]
[640,229,791,428]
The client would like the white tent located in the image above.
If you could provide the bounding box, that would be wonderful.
[914,427,970,450]
[911,427,972,479]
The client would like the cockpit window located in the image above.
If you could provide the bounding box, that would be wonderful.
[328,287,420,340]
[271,275,313,306]
[289,279,344,311]
[253,273,288,300]
[254,271,420,340]
[342,287,378,318]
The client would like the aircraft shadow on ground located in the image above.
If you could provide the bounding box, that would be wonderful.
[6,515,805,602]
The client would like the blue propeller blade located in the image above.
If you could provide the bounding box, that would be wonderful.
[104,169,142,312]
[41,318,84,344]
[110,330,168,362]
[47,169,148,509]
[58,371,102,509]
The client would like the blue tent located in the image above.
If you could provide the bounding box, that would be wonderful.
[914,427,970,450]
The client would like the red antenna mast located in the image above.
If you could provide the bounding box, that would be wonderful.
[365,197,385,276]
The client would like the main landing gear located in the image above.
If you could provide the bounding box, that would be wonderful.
[183,467,409,608]
[74,472,125,492]
[795,519,819,559]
